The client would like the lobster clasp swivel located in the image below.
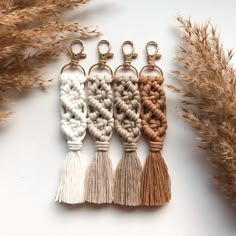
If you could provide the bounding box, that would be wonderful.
[146,41,161,68]
[60,40,86,76]
[122,41,138,68]
[70,40,87,66]
[98,40,114,67]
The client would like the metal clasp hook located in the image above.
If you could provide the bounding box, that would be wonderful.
[88,40,113,76]
[139,41,163,76]
[60,40,86,75]
[122,41,138,67]
[114,40,138,77]
[69,40,87,66]
[146,41,161,68]
[97,40,113,67]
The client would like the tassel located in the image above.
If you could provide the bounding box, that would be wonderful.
[85,141,113,203]
[85,75,114,204]
[56,73,87,204]
[113,75,142,206]
[140,75,171,206]
[56,141,85,204]
[141,141,170,206]
[114,142,142,206]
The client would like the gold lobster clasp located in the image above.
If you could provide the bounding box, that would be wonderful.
[88,40,113,76]
[60,40,87,76]
[114,40,138,77]
[139,41,163,76]
[122,41,138,67]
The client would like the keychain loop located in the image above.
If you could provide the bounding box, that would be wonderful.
[139,41,163,76]
[60,40,87,76]
[114,40,138,77]
[88,40,113,76]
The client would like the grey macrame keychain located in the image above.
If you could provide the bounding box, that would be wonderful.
[113,41,142,206]
[84,40,114,204]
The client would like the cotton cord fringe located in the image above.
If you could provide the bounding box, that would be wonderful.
[113,75,142,206]
[56,73,87,204]
[140,75,171,206]
[85,75,114,204]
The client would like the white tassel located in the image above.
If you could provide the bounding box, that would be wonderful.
[56,73,87,204]
[56,150,85,204]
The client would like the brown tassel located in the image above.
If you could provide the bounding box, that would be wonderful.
[140,75,171,206]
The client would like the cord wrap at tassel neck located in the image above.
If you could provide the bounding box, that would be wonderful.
[95,141,109,151]
[149,141,163,152]
[123,142,137,152]
[67,141,82,151]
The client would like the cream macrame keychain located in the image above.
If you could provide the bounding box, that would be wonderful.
[113,41,142,206]
[56,40,87,204]
[85,40,114,204]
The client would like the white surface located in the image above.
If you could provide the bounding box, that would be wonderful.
[0,0,236,235]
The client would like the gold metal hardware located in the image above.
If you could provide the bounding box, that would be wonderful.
[114,40,138,77]
[61,40,86,75]
[139,41,163,76]
[88,40,113,76]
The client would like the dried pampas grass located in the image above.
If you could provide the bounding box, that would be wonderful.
[171,16,236,206]
[0,0,99,120]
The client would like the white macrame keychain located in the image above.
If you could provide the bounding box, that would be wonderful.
[56,40,87,204]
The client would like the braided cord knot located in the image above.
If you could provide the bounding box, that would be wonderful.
[60,74,87,149]
[140,75,167,146]
[114,75,142,147]
[87,75,114,144]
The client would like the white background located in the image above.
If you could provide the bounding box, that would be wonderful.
[0,0,235,235]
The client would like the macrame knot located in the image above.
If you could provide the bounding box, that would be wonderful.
[123,142,137,152]
[67,141,82,151]
[85,75,114,204]
[113,75,142,206]
[149,141,163,152]
[95,141,109,152]
[114,75,141,143]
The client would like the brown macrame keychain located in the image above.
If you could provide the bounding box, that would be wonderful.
[139,41,171,206]
[113,41,142,206]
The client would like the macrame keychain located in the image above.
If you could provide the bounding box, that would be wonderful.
[139,41,171,206]
[85,40,114,204]
[113,41,142,206]
[56,40,87,204]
